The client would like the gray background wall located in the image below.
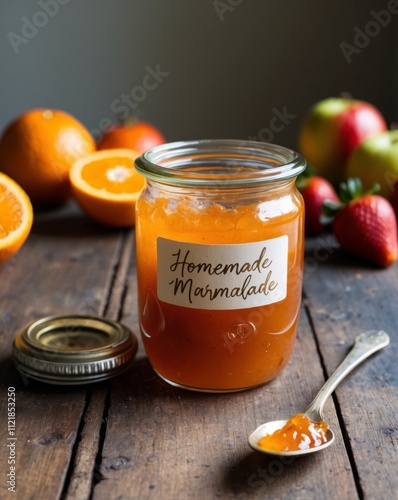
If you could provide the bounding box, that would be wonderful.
[1,0,396,150]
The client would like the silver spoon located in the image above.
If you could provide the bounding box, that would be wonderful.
[248,330,390,456]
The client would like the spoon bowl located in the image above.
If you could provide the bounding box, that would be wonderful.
[248,420,335,456]
[249,330,389,457]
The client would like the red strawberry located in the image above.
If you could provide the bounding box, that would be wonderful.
[298,175,339,235]
[323,178,398,267]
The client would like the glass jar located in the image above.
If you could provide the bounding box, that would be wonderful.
[135,139,306,392]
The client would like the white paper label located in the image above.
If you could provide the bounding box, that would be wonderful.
[157,236,288,310]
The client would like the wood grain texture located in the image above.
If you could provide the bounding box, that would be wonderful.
[304,237,398,500]
[1,207,397,500]
[63,385,108,500]
[64,230,135,499]
[93,290,357,499]
[0,202,127,499]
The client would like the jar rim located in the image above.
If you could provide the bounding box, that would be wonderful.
[135,139,306,187]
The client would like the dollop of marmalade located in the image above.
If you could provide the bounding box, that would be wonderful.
[258,413,328,452]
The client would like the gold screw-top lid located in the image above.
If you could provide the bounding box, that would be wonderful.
[12,315,138,385]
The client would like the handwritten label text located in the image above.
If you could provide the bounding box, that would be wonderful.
[157,237,288,310]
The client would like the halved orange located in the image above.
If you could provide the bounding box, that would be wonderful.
[0,172,33,263]
[70,149,145,227]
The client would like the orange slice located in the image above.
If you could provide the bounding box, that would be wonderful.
[70,149,144,227]
[0,172,33,263]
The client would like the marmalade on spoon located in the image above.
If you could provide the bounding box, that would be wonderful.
[258,413,329,452]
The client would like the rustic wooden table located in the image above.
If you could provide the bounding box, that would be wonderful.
[0,201,397,500]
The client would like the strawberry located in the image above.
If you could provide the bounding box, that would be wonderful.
[297,174,339,235]
[323,178,398,267]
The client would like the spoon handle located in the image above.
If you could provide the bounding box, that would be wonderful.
[305,330,390,422]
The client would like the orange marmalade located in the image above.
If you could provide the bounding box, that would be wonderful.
[135,140,306,392]
[258,414,329,452]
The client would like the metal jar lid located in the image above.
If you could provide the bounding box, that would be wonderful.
[12,315,138,385]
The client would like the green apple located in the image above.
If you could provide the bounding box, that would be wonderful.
[298,97,387,186]
[346,130,398,198]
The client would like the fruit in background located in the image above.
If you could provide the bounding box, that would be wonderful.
[346,130,398,198]
[0,172,33,264]
[389,180,398,218]
[297,175,339,235]
[298,97,387,185]
[0,109,95,205]
[97,120,165,154]
[323,178,398,267]
[70,148,144,227]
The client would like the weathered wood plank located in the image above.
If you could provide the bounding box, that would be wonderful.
[64,230,135,499]
[63,384,108,500]
[303,236,398,500]
[2,207,395,499]
[0,202,125,499]
[93,274,358,499]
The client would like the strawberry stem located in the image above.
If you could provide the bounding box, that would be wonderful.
[321,177,379,225]
[365,183,381,196]
[320,200,342,225]
[339,177,379,203]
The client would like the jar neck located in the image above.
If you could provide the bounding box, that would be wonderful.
[143,177,298,206]
[135,140,306,189]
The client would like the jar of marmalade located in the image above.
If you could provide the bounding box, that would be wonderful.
[135,140,306,392]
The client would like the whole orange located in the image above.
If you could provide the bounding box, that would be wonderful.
[97,121,165,154]
[0,109,95,205]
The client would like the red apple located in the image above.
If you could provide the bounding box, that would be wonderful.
[298,97,387,186]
